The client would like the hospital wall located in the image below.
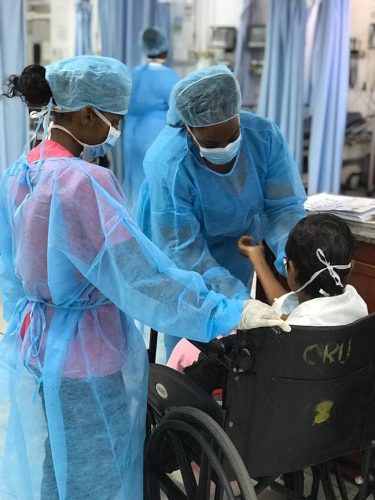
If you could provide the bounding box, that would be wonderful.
[27,0,100,65]
[171,0,243,76]
[26,0,375,118]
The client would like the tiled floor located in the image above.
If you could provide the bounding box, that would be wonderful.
[159,469,361,499]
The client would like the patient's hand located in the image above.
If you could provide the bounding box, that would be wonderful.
[238,236,265,265]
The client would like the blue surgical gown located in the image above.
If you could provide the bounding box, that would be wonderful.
[138,111,307,300]
[0,141,241,499]
[123,63,179,212]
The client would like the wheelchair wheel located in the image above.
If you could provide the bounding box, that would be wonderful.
[146,403,161,441]
[144,406,257,500]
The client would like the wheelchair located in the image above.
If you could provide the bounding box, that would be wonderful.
[145,314,375,499]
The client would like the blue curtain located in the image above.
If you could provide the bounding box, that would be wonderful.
[304,0,320,107]
[258,0,306,169]
[234,0,266,109]
[99,0,171,69]
[307,0,350,194]
[75,0,93,56]
[98,0,171,181]
[0,0,27,177]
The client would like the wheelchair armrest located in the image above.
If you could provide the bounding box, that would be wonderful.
[189,338,227,356]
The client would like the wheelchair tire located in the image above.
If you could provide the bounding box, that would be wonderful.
[144,406,257,500]
[146,402,161,441]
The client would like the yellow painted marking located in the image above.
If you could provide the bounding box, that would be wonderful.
[313,400,334,425]
[303,339,352,366]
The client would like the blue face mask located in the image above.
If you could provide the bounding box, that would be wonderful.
[51,108,121,161]
[188,126,242,165]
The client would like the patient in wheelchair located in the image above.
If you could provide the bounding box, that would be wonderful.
[169,213,368,394]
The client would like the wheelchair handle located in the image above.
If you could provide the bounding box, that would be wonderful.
[149,328,158,363]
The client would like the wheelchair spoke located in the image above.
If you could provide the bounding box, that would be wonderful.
[214,481,225,500]
[146,404,158,440]
[159,472,188,500]
[332,462,349,500]
[168,429,198,498]
[197,450,212,500]
[145,407,256,500]
[318,463,336,500]
[146,463,162,500]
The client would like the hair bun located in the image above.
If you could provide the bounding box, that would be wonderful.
[3,64,53,107]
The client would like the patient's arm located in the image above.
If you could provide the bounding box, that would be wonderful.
[238,236,288,305]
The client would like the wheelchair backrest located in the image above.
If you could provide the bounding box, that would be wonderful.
[224,314,375,477]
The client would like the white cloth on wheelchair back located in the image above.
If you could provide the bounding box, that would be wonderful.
[272,285,368,327]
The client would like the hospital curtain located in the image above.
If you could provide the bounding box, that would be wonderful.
[258,0,307,169]
[304,0,320,107]
[98,0,172,181]
[307,0,350,194]
[98,0,171,69]
[0,0,27,176]
[233,0,254,109]
[234,0,266,109]
[75,0,93,56]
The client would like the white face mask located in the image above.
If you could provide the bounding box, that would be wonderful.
[198,134,242,165]
[187,121,242,166]
[51,108,121,161]
[283,248,352,297]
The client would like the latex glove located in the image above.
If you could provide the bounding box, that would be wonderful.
[238,299,291,332]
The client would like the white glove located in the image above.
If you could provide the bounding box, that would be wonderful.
[238,299,291,332]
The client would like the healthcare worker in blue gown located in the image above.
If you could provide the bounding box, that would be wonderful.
[123,27,179,212]
[137,65,307,360]
[0,57,289,499]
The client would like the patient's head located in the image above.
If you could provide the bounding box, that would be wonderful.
[285,214,354,299]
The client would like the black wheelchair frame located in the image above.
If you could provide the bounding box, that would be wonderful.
[145,314,375,499]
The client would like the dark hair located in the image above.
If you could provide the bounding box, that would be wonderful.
[285,213,354,298]
[3,64,53,107]
[148,50,168,60]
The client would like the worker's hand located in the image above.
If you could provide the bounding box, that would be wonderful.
[238,299,291,332]
[238,236,266,265]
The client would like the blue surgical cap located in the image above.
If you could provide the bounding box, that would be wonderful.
[45,55,131,115]
[142,27,169,57]
[167,65,241,128]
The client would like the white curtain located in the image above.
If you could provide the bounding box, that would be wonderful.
[0,0,27,176]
